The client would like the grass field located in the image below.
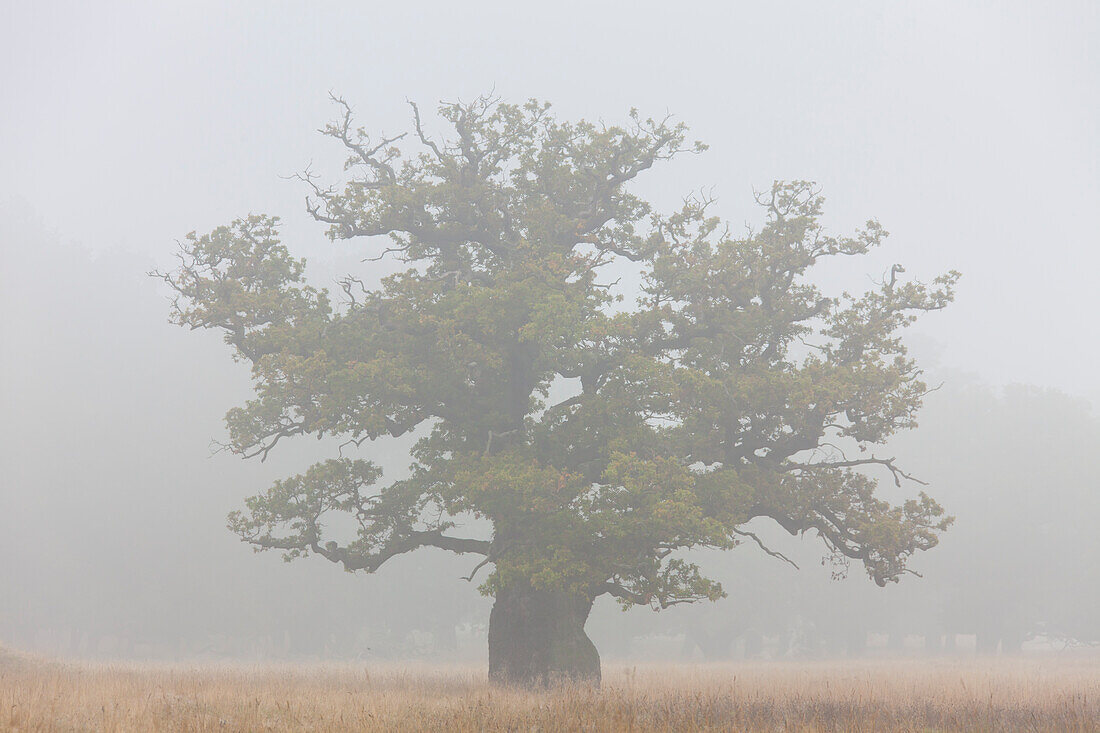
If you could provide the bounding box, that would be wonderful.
[2,649,1099,731]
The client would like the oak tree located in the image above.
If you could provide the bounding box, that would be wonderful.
[156,94,957,685]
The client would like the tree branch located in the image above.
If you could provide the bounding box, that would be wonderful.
[310,529,489,573]
[787,455,928,487]
[730,527,799,569]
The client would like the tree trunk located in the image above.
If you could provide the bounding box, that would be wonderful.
[487,584,600,686]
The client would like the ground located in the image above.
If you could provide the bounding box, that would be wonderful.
[2,649,1099,731]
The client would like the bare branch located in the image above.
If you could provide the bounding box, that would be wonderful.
[731,527,799,569]
[407,99,448,163]
[462,555,493,582]
[787,455,928,487]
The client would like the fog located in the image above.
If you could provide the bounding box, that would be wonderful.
[2,1,1097,664]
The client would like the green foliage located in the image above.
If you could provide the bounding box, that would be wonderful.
[156,94,956,610]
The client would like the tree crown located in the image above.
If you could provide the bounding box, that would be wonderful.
[156,93,957,609]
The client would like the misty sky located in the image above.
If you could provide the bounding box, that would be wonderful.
[3,0,1098,395]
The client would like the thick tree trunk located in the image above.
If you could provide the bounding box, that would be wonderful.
[487,585,600,686]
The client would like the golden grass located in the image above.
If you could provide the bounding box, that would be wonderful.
[2,652,1099,731]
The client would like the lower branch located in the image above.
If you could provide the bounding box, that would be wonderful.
[309,530,489,573]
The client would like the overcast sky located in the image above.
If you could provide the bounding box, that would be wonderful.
[3,0,1097,395]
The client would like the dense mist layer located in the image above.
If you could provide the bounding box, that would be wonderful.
[2,2,1097,665]
[2,202,1096,663]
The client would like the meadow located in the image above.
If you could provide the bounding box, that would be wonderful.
[2,649,1098,731]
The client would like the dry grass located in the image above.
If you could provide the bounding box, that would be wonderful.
[2,650,1099,731]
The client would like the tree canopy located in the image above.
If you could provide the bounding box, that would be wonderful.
[156,93,956,681]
